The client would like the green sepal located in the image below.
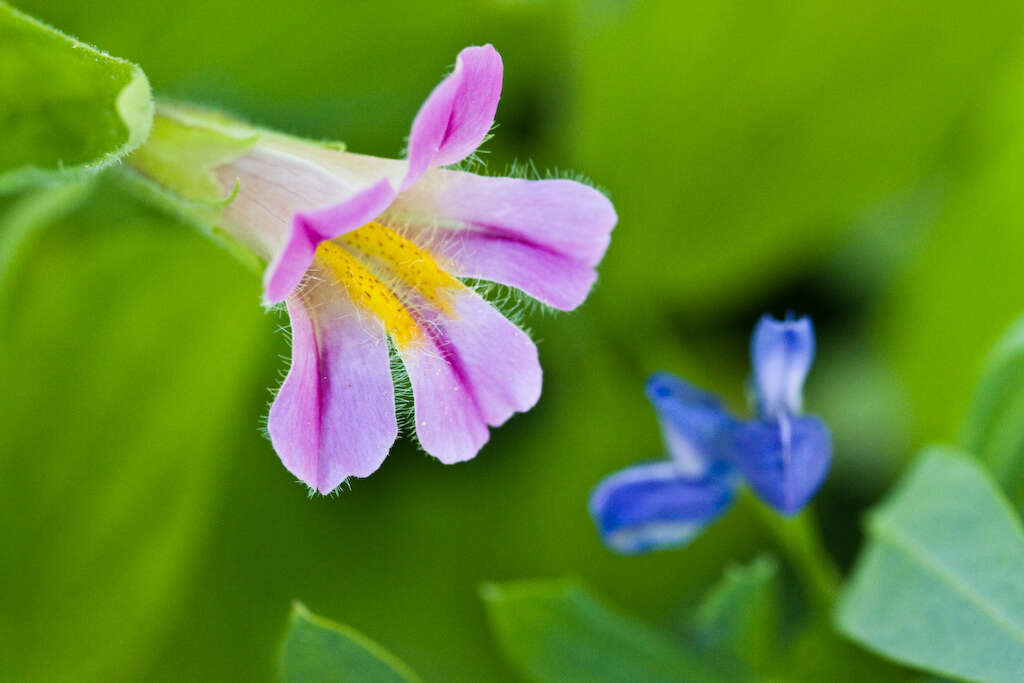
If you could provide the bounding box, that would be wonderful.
[126,103,260,204]
[112,168,263,274]
[119,104,262,271]
[121,103,350,274]
[0,3,153,193]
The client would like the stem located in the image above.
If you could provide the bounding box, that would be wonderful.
[742,493,841,611]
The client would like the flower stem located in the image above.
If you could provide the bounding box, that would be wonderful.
[742,493,841,611]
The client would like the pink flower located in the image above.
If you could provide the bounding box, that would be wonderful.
[216,45,616,493]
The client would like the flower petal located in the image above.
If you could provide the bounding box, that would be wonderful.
[645,372,739,475]
[751,314,815,418]
[389,171,616,310]
[732,415,832,515]
[404,45,503,189]
[589,461,738,555]
[398,287,541,464]
[263,178,396,304]
[267,287,398,493]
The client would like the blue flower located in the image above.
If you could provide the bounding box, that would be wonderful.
[589,314,832,554]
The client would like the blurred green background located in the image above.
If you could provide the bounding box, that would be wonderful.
[4,0,1024,680]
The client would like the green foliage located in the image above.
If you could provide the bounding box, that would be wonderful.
[836,448,1024,682]
[573,0,1024,319]
[962,313,1024,506]
[5,0,1024,680]
[0,3,152,193]
[879,40,1024,447]
[0,178,273,682]
[480,578,737,683]
[690,554,780,674]
[279,603,420,683]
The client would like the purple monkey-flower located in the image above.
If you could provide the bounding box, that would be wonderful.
[589,315,831,554]
[205,45,615,492]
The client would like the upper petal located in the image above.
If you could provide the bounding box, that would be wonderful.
[589,460,738,555]
[732,414,832,515]
[224,46,504,304]
[645,372,740,475]
[751,314,815,418]
[263,178,396,304]
[404,45,503,189]
[267,284,398,493]
[398,286,541,464]
[386,170,616,310]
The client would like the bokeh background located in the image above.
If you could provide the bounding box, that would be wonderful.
[4,0,1024,680]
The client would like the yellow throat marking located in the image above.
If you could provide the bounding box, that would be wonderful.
[315,222,459,347]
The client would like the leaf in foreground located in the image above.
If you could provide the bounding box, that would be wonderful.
[280,602,420,683]
[481,578,737,682]
[962,313,1024,506]
[836,447,1024,682]
[690,554,780,673]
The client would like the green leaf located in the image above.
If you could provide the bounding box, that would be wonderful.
[0,3,152,193]
[836,447,1024,683]
[962,314,1024,505]
[689,553,913,682]
[480,578,738,683]
[280,602,421,683]
[0,178,273,682]
[690,554,780,673]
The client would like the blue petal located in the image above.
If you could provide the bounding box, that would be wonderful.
[645,373,739,473]
[589,460,738,554]
[751,314,815,418]
[732,415,832,515]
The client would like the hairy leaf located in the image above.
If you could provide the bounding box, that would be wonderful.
[0,3,152,192]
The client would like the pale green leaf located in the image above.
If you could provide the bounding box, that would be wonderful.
[280,602,421,683]
[836,447,1024,683]
[481,578,738,683]
[0,3,152,192]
